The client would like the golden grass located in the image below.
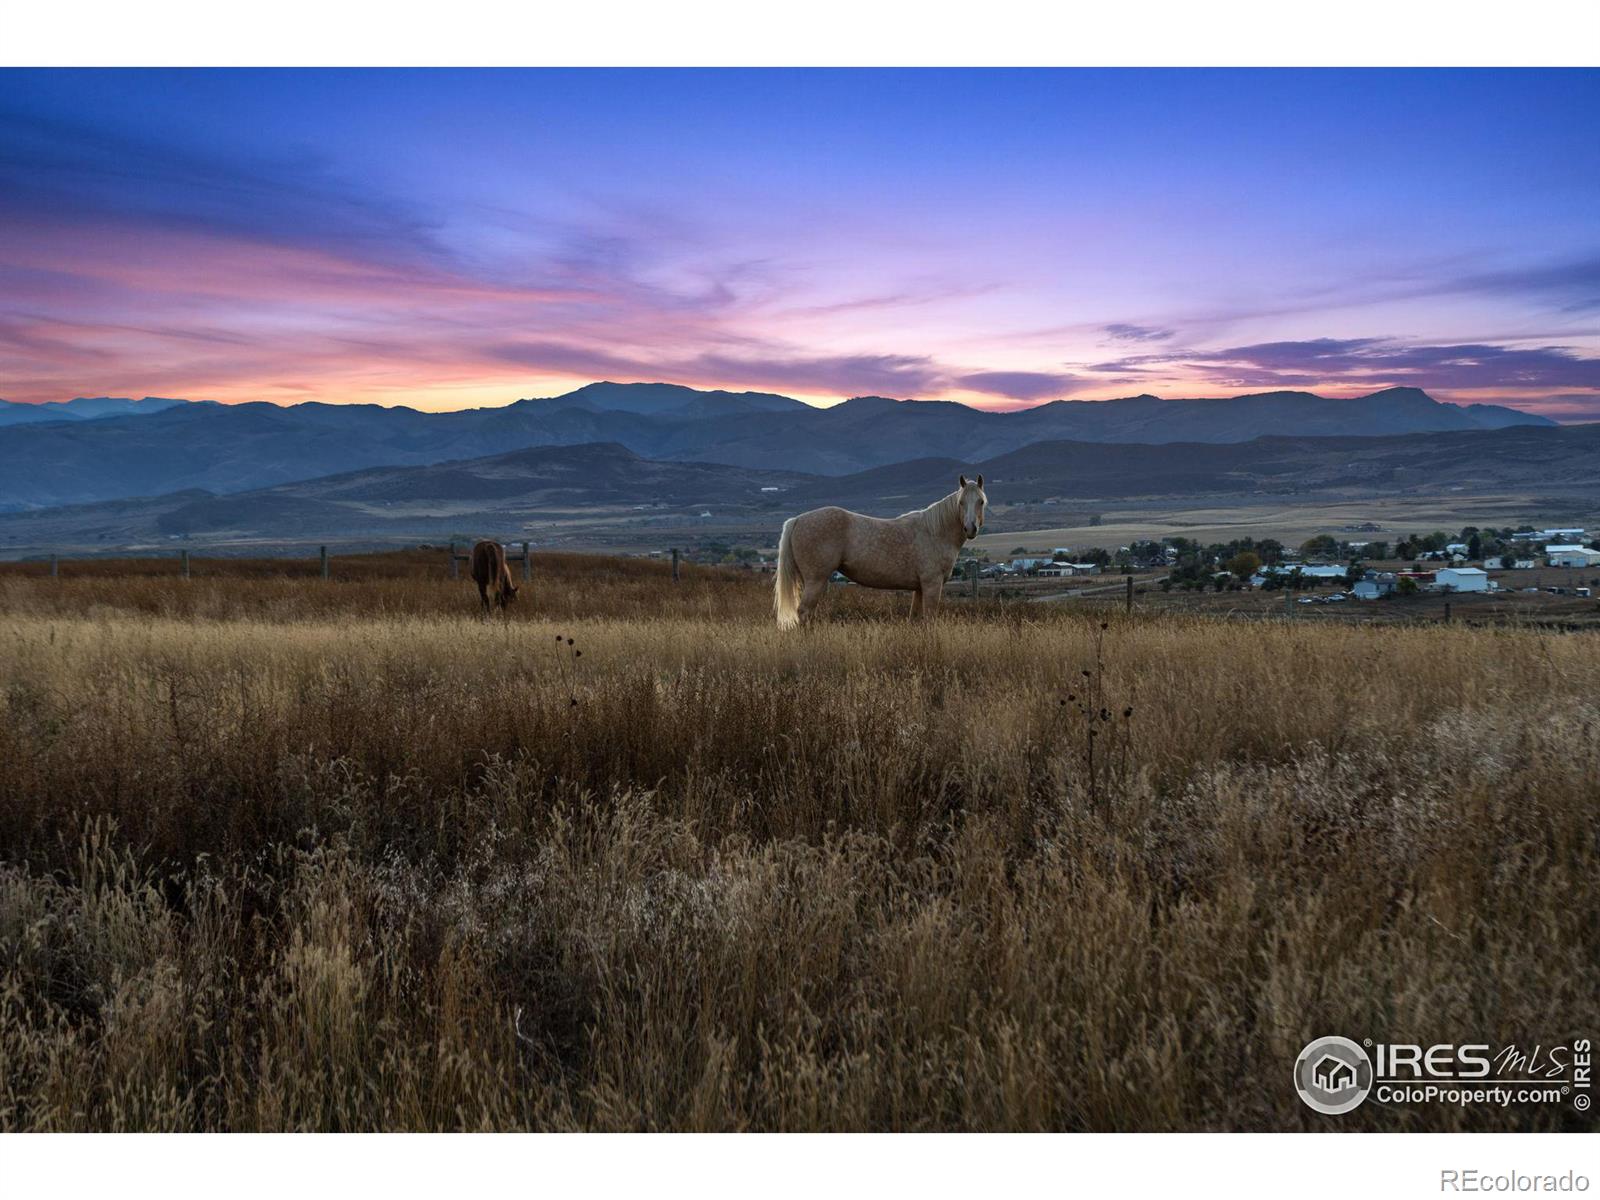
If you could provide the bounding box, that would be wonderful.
[0,554,1596,1130]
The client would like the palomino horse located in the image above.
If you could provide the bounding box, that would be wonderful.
[470,539,519,616]
[774,475,986,627]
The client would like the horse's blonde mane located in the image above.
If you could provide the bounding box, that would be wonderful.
[904,490,964,538]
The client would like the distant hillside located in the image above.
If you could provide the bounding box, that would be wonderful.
[2,423,1593,552]
[0,443,811,547]
[0,381,1558,509]
[829,421,1600,503]
[0,396,196,428]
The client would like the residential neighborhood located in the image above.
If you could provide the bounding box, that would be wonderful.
[943,522,1600,611]
[662,521,1600,617]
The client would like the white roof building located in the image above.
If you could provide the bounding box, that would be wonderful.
[1435,567,1489,592]
[1548,546,1600,568]
[1259,563,1347,579]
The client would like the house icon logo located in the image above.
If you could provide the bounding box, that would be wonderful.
[1294,1036,1374,1115]
[1313,1054,1356,1093]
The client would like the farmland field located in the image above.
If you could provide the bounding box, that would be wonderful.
[1,552,1596,1131]
[972,491,1600,555]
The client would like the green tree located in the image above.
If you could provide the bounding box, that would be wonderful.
[1225,550,1261,579]
[1300,534,1340,559]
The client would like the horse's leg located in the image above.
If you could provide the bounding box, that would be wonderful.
[798,578,828,623]
[910,588,923,618]
[478,580,491,617]
[919,575,945,620]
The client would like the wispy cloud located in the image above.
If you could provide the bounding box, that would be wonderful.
[954,370,1082,402]
[1428,254,1600,314]
[1087,336,1600,396]
[0,107,451,278]
[1101,323,1175,343]
[488,340,948,398]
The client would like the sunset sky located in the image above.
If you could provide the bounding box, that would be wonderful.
[1,68,1596,418]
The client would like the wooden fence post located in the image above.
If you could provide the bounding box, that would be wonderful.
[449,542,458,580]
[671,548,680,583]
[181,549,190,579]
[521,542,531,583]
[970,560,979,600]
[1443,601,1451,623]
[50,553,58,578]
[1125,575,1133,613]
[320,546,329,581]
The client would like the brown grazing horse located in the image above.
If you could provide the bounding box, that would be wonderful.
[470,540,519,616]
[774,474,987,627]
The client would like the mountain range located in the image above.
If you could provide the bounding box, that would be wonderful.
[0,396,195,427]
[3,422,1593,552]
[0,382,1558,511]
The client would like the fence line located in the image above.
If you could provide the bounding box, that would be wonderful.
[449,541,534,583]
[444,542,686,585]
[27,545,336,580]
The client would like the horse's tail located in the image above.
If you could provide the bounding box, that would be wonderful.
[774,517,802,629]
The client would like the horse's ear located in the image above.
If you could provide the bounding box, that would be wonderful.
[977,473,984,488]
[959,474,967,488]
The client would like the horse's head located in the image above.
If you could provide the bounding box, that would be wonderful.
[501,582,520,608]
[958,474,987,541]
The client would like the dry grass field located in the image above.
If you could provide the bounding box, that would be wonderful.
[1,552,1596,1131]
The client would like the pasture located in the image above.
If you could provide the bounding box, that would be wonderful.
[1,552,1596,1131]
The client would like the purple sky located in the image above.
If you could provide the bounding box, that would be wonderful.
[2,68,1597,417]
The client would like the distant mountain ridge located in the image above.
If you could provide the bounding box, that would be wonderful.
[0,381,1559,509]
[0,396,198,427]
[2,422,1593,551]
